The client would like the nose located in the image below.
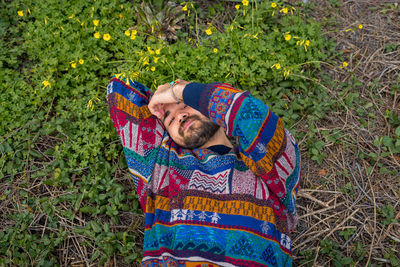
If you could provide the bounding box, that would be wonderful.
[177,111,188,123]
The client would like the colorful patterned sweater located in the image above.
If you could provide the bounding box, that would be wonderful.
[107,77,301,267]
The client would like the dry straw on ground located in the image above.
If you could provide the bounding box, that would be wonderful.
[293,1,399,266]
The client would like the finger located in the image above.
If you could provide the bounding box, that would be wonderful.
[154,108,163,119]
[156,83,170,93]
[156,104,165,119]
[148,103,164,119]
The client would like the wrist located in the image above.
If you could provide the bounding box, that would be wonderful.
[173,82,188,102]
[171,80,189,103]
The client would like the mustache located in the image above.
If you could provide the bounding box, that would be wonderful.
[179,115,202,136]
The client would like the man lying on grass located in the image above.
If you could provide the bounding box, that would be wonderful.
[107,77,301,266]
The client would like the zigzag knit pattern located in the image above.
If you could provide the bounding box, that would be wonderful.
[107,77,301,267]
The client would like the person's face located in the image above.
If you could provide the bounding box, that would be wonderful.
[161,102,220,149]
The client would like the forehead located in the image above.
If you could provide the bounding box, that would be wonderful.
[164,102,183,111]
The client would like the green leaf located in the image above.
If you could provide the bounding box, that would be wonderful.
[104,223,110,233]
[91,221,102,233]
[364,102,373,109]
[80,206,96,214]
[395,139,400,148]
[314,140,325,150]
[382,136,393,147]
[91,250,101,261]
[395,126,400,137]
[340,257,353,265]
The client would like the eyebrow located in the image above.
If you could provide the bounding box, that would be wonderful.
[162,110,170,124]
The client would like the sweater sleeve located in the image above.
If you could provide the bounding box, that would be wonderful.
[107,76,165,208]
[183,82,301,228]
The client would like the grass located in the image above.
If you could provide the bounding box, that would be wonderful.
[0,0,399,266]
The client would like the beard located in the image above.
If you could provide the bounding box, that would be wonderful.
[178,115,220,149]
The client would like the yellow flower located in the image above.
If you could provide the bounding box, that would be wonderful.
[153,57,159,63]
[235,4,240,10]
[205,28,212,35]
[42,80,51,89]
[103,33,111,41]
[71,62,77,68]
[213,48,218,53]
[94,32,100,39]
[242,0,249,6]
[125,30,130,36]
[18,10,24,17]
[119,14,123,18]
[358,24,363,29]
[147,46,154,55]
[272,63,281,70]
[283,68,290,79]
[305,40,310,46]
[151,66,156,72]
[182,4,188,11]
[93,19,99,26]
[271,2,277,8]
[342,61,348,67]
[281,7,288,14]
[155,48,161,55]
[130,34,136,40]
[284,33,291,41]
[87,98,100,111]
[79,59,84,64]
[131,29,138,35]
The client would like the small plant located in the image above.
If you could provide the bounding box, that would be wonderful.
[384,248,400,267]
[384,42,399,53]
[339,228,355,241]
[299,249,316,266]
[320,239,354,266]
[379,204,398,225]
[308,139,327,164]
[135,0,185,42]
[340,182,355,198]
[353,241,366,262]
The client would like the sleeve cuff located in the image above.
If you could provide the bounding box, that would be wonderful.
[182,82,207,112]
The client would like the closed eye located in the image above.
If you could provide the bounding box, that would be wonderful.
[168,117,175,126]
[162,110,170,124]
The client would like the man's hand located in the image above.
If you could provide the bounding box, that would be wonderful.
[148,80,189,119]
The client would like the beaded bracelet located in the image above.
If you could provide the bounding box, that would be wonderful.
[170,79,181,103]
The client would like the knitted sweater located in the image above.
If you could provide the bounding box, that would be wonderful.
[107,77,301,267]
